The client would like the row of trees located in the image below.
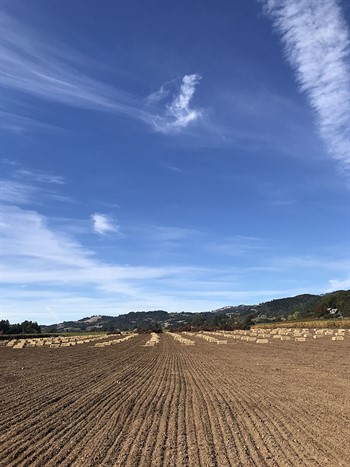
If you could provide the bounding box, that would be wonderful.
[0,320,41,335]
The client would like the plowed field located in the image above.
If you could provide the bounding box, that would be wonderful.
[1,333,349,466]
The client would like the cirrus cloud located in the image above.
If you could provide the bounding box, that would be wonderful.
[260,0,350,172]
[1,12,203,136]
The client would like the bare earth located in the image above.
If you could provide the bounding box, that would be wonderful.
[0,333,349,466]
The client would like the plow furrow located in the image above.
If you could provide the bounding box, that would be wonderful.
[1,332,349,466]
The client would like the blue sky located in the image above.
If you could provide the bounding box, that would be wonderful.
[1,0,349,324]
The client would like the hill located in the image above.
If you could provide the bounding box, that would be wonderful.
[39,289,350,333]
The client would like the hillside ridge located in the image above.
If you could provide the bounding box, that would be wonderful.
[40,289,350,332]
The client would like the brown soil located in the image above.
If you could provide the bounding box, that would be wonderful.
[0,334,349,466]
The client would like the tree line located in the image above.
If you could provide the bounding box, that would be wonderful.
[0,320,41,335]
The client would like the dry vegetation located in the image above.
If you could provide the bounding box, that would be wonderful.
[253,318,350,329]
[0,329,349,466]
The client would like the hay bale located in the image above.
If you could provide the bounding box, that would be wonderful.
[13,342,26,349]
[6,340,17,347]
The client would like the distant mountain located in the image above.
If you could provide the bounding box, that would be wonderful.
[40,289,350,332]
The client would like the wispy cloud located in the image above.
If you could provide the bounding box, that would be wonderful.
[0,180,37,205]
[1,158,20,167]
[145,84,169,105]
[151,74,202,133]
[1,168,69,205]
[0,110,59,134]
[207,235,269,256]
[163,164,183,173]
[260,0,350,172]
[1,13,136,113]
[268,254,349,272]
[328,277,350,291]
[14,168,65,185]
[1,205,202,294]
[127,224,202,247]
[91,213,120,235]
[1,12,202,134]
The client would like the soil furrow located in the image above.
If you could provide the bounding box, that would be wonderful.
[187,352,265,467]
[0,332,349,467]
[1,339,149,465]
[13,348,157,465]
[115,353,175,465]
[79,347,167,466]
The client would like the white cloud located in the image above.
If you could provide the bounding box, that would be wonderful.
[152,74,202,133]
[261,0,350,172]
[167,74,202,126]
[91,213,120,235]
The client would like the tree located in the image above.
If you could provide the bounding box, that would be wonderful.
[190,315,205,328]
[20,320,41,334]
[0,320,10,334]
[237,313,255,330]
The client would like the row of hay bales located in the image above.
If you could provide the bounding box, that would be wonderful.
[169,333,195,346]
[208,328,349,344]
[143,332,160,347]
[183,331,228,345]
[0,334,108,349]
[94,333,138,348]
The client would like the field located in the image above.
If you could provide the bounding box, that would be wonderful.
[0,330,349,466]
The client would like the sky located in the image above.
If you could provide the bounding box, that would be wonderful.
[1,0,349,324]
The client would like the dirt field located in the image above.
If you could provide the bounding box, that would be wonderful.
[0,332,349,466]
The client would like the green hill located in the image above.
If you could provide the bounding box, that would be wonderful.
[37,289,350,333]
